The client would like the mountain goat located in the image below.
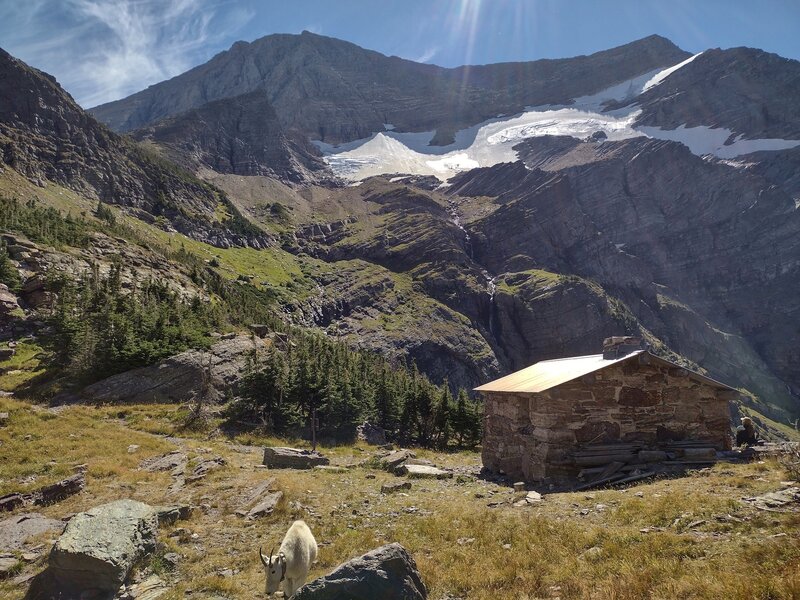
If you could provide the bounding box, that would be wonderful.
[260,520,318,598]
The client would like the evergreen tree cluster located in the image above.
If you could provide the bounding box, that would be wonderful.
[48,263,220,383]
[1,194,483,449]
[234,334,482,447]
[0,197,91,248]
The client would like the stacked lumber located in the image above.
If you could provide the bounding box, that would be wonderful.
[571,441,720,490]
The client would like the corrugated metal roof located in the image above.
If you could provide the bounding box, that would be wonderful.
[474,350,734,394]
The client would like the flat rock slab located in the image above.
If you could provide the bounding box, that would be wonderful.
[379,449,415,473]
[35,472,86,505]
[140,451,187,474]
[246,491,284,520]
[743,487,800,512]
[0,512,64,551]
[263,447,330,469]
[50,499,158,593]
[313,465,349,473]
[185,456,226,483]
[294,542,427,600]
[398,464,452,479]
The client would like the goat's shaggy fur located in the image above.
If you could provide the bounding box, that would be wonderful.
[261,520,317,597]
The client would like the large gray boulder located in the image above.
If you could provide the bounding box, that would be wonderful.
[78,334,267,403]
[49,499,158,593]
[294,543,427,600]
[263,447,329,469]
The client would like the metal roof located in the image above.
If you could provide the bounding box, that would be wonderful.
[474,350,734,394]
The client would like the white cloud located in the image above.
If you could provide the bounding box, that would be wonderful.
[0,0,253,107]
[409,45,440,64]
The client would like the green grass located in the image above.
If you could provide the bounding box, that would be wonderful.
[497,268,562,294]
[0,341,46,392]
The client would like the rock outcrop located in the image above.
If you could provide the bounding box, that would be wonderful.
[78,334,267,403]
[0,48,268,249]
[293,543,427,600]
[132,90,331,185]
[49,499,158,593]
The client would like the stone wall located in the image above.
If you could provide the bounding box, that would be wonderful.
[481,356,733,481]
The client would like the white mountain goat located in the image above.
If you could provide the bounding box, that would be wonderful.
[260,520,318,597]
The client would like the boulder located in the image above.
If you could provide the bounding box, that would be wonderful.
[263,447,329,469]
[246,491,283,520]
[294,543,427,600]
[49,499,158,593]
[78,334,267,403]
[379,449,415,473]
[356,422,387,445]
[0,513,64,551]
[398,464,452,479]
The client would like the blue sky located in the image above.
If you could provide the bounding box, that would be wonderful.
[2,0,799,108]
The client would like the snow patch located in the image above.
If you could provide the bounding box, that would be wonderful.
[639,125,800,158]
[641,52,703,92]
[312,52,798,181]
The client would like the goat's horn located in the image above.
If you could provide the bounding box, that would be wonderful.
[270,546,275,562]
[259,546,269,567]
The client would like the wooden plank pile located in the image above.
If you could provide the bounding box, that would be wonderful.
[572,441,722,490]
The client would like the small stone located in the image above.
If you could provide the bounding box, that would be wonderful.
[634,492,644,498]
[162,552,181,568]
[513,482,525,492]
[525,491,543,503]
[502,543,512,550]
[127,445,140,454]
[457,537,475,545]
[381,482,412,494]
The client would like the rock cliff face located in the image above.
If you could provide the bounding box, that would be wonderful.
[131,91,332,185]
[90,33,689,144]
[0,48,269,248]
[455,136,800,416]
[618,47,800,139]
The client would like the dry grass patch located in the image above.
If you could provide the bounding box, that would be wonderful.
[2,401,798,600]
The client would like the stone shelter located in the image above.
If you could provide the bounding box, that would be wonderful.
[476,337,735,482]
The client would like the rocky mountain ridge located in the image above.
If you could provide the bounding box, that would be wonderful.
[90,32,690,145]
[0,48,269,249]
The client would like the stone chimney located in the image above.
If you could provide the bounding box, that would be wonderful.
[602,336,644,359]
